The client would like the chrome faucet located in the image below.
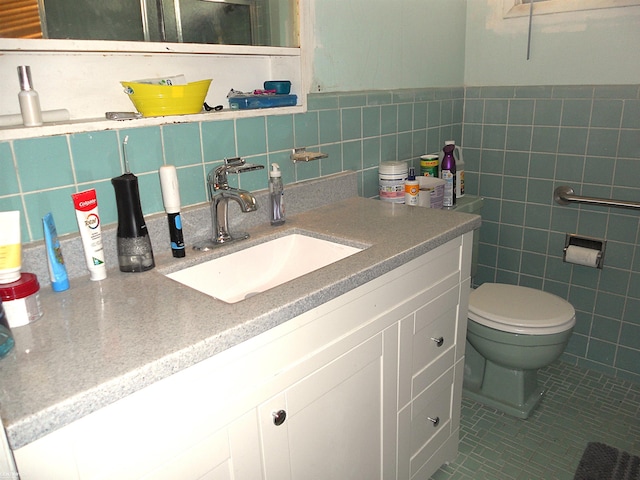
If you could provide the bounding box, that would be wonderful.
[194,157,264,250]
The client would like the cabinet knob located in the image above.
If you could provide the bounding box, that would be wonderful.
[427,416,440,427]
[431,336,444,347]
[272,409,287,426]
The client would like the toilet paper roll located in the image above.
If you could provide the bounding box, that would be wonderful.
[564,245,600,267]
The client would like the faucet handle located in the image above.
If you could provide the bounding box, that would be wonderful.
[223,156,245,170]
[208,157,265,192]
[223,156,264,174]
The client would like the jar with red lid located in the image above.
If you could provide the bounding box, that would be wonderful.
[0,272,43,328]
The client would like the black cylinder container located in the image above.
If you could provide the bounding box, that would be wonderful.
[111,173,155,272]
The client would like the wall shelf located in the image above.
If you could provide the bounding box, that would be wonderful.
[0,39,305,142]
[0,105,304,142]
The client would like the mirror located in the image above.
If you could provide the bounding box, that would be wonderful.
[0,0,298,48]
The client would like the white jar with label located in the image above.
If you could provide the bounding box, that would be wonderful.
[379,161,408,203]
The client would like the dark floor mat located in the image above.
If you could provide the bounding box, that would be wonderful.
[574,442,640,480]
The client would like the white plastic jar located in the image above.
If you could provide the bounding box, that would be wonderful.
[0,272,43,328]
[379,161,408,203]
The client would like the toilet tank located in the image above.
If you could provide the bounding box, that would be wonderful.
[452,196,483,280]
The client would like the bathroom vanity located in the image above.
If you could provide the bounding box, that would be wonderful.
[0,194,478,480]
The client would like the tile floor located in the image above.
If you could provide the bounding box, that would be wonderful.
[431,361,640,480]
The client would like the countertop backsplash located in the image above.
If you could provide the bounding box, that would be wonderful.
[22,171,359,287]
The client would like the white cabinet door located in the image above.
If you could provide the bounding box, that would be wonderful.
[258,329,395,480]
[141,426,233,480]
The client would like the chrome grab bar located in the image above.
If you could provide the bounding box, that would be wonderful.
[554,186,640,211]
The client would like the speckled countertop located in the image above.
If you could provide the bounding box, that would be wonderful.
[0,178,480,451]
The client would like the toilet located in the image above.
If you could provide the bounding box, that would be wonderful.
[455,196,576,419]
[463,283,575,419]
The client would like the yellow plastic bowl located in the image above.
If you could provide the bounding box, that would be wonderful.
[121,79,212,117]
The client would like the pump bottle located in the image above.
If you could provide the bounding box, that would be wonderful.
[404,167,419,206]
[269,163,285,226]
[17,66,43,127]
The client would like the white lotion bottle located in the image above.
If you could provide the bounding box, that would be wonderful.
[17,66,43,127]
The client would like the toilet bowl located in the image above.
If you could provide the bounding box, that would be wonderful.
[463,283,575,419]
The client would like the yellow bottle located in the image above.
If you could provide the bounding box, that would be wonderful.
[0,211,22,284]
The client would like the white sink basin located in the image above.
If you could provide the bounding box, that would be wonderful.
[166,233,364,303]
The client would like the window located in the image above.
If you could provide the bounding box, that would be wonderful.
[0,0,306,138]
[0,0,42,38]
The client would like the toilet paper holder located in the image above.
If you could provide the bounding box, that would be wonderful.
[563,234,606,269]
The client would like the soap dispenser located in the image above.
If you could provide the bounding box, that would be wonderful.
[404,167,419,206]
[111,137,155,272]
[269,163,285,226]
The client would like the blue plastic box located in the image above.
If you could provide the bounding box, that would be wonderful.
[228,94,297,110]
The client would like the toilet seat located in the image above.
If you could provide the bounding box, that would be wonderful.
[468,283,576,335]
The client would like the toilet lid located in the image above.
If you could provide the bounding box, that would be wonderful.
[468,283,576,335]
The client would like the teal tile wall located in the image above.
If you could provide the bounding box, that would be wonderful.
[463,84,640,383]
[2,84,638,384]
[0,87,463,244]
